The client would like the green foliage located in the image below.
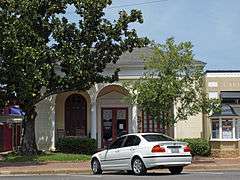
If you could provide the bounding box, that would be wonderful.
[125,38,219,126]
[2,152,91,163]
[179,138,211,156]
[0,0,148,110]
[0,0,148,154]
[56,137,97,155]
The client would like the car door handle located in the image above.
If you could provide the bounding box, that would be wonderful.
[131,148,136,151]
[115,150,119,153]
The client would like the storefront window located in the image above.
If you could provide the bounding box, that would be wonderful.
[235,120,240,139]
[142,112,163,133]
[222,119,233,139]
[211,118,240,140]
[212,120,219,139]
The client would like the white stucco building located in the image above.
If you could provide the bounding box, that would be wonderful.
[34,48,204,151]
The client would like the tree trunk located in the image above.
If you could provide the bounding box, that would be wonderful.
[20,106,38,155]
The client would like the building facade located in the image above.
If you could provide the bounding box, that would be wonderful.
[204,71,240,157]
[34,48,193,151]
[34,49,240,157]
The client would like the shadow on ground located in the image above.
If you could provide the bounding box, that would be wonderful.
[102,171,190,177]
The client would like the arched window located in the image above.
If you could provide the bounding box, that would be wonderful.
[65,94,87,136]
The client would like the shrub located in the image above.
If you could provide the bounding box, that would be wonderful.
[179,138,211,156]
[56,137,97,155]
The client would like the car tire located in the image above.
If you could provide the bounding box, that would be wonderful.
[91,158,102,175]
[132,157,147,175]
[168,166,183,175]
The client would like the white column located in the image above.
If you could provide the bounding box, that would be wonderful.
[173,103,177,139]
[50,95,56,151]
[219,118,222,140]
[91,101,97,139]
[233,118,236,139]
[132,104,138,133]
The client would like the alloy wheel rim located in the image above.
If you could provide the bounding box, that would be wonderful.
[92,161,98,173]
[133,159,142,174]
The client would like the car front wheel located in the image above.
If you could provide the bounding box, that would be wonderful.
[91,158,102,175]
[168,166,183,175]
[132,157,146,175]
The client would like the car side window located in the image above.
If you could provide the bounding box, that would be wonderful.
[109,137,125,149]
[142,134,174,142]
[123,135,141,147]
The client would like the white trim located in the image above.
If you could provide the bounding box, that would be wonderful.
[236,119,240,139]
[90,101,97,139]
[173,103,177,139]
[132,104,138,133]
[208,81,218,87]
[118,76,142,80]
[210,116,239,119]
[206,72,240,77]
[50,95,57,151]
[210,139,239,142]
[219,118,222,139]
[233,118,236,140]
[208,92,218,99]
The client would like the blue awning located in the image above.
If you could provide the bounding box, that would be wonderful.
[211,104,240,117]
[9,106,25,116]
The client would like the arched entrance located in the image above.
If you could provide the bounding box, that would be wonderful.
[65,94,87,136]
[97,85,129,148]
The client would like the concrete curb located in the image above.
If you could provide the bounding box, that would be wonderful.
[1,168,240,175]
[1,164,240,175]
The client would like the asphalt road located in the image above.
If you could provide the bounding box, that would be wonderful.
[0,171,240,180]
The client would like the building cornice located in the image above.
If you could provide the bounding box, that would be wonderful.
[206,70,240,77]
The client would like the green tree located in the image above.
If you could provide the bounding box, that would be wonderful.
[0,0,148,155]
[125,38,218,131]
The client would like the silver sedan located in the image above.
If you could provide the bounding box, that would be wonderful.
[91,133,192,175]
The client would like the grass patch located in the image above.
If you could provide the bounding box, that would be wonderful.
[1,152,91,163]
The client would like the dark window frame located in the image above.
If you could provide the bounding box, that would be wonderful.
[123,135,141,147]
[108,136,126,150]
[142,134,174,142]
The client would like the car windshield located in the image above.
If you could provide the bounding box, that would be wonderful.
[142,134,174,142]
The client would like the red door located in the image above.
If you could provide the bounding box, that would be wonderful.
[3,124,13,151]
[102,108,128,148]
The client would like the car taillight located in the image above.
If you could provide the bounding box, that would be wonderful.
[184,146,191,152]
[151,145,165,153]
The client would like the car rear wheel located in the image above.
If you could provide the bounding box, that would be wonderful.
[168,166,183,175]
[91,158,102,175]
[132,157,146,175]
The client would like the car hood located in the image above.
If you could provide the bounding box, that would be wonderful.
[92,149,107,158]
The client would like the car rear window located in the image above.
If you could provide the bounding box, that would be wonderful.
[142,134,174,142]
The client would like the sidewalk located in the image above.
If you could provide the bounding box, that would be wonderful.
[0,157,240,175]
[0,161,90,175]
[186,157,240,171]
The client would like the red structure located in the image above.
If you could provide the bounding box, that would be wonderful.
[0,124,12,151]
[0,122,22,152]
[0,105,23,152]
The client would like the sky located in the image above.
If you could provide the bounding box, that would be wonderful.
[65,0,240,70]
